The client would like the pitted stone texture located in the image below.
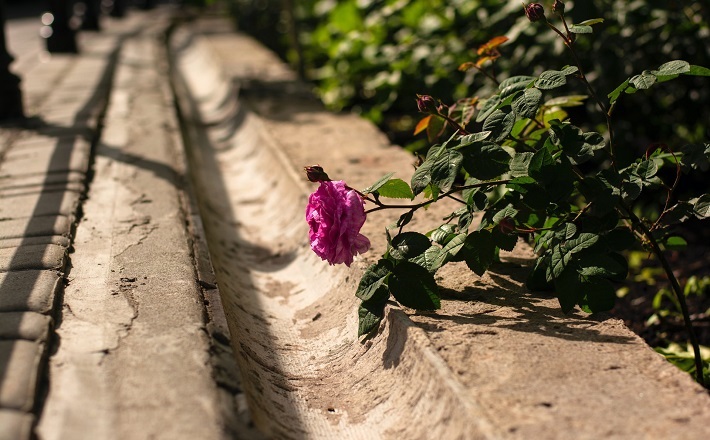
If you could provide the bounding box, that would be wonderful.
[0,312,52,342]
[0,245,66,272]
[0,191,80,219]
[0,171,85,190]
[0,409,34,440]
[0,216,73,240]
[0,340,44,411]
[0,270,61,314]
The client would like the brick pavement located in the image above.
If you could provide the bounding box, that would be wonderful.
[0,8,159,440]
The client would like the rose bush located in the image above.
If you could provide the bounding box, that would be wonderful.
[306,180,370,266]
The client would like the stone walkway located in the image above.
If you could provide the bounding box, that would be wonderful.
[1,6,251,440]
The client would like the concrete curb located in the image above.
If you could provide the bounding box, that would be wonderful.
[171,17,710,439]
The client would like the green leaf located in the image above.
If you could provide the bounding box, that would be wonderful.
[561,66,579,76]
[680,143,710,171]
[687,65,710,76]
[509,152,534,177]
[389,262,440,310]
[664,236,687,250]
[411,146,440,196]
[629,71,657,90]
[363,172,395,194]
[603,228,636,252]
[482,109,516,142]
[578,18,604,26]
[430,225,456,244]
[430,148,463,193]
[397,211,414,228]
[356,260,393,301]
[476,95,501,123]
[528,147,555,182]
[377,179,414,199]
[566,233,600,254]
[656,60,690,76]
[463,230,495,276]
[553,267,581,312]
[461,141,511,180]
[544,94,586,108]
[694,194,710,218]
[536,70,567,90]
[358,298,387,337]
[512,88,543,119]
[579,276,617,313]
[577,253,628,281]
[390,232,431,260]
[457,131,492,147]
[634,159,659,182]
[527,257,554,291]
[410,246,445,273]
[426,115,447,143]
[608,78,630,104]
[569,24,592,34]
[498,75,536,98]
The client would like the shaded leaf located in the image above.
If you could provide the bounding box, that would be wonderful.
[389,262,440,310]
[512,88,543,119]
[482,109,515,142]
[463,230,495,276]
[430,148,463,193]
[476,95,501,123]
[358,298,387,337]
[356,260,393,301]
[390,232,431,260]
[536,70,567,90]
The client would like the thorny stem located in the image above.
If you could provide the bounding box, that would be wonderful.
[624,206,705,386]
[364,179,510,214]
[440,113,470,136]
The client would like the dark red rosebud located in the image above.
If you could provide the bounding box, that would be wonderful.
[304,165,331,183]
[552,0,565,14]
[524,3,545,22]
[498,217,516,235]
[416,94,439,114]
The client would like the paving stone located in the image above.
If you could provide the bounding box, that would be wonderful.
[3,137,91,161]
[0,339,44,411]
[0,191,80,219]
[0,181,84,198]
[0,216,72,240]
[0,270,61,314]
[0,171,85,190]
[0,409,34,440]
[0,312,51,342]
[0,236,71,250]
[0,245,66,272]
[0,138,91,179]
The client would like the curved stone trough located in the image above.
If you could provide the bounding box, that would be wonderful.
[169,19,710,440]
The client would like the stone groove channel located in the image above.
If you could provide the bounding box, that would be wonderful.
[168,20,710,440]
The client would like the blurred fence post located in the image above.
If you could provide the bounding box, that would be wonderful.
[44,0,78,53]
[0,0,24,121]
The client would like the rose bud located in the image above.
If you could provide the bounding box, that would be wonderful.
[416,94,440,114]
[304,165,331,183]
[524,3,545,22]
[552,0,565,14]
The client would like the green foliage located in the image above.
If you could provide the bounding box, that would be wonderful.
[344,4,709,389]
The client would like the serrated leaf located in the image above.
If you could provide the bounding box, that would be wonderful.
[390,232,431,260]
[635,159,659,181]
[482,109,515,142]
[512,88,543,119]
[563,223,577,239]
[565,233,600,254]
[430,148,463,193]
[528,147,555,181]
[363,172,395,194]
[461,141,511,180]
[410,246,445,273]
[358,298,387,337]
[577,253,628,281]
[545,94,587,107]
[492,205,518,224]
[377,178,414,199]
[579,276,616,313]
[569,24,593,34]
[656,60,690,76]
[499,75,536,97]
[561,66,579,76]
[630,71,657,90]
[389,262,440,310]
[430,224,456,244]
[536,70,567,90]
[463,230,495,276]
[457,131,491,147]
[509,152,534,177]
[397,211,414,228]
[694,194,710,218]
[356,260,393,301]
[476,95,501,122]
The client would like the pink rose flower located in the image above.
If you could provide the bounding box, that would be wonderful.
[306,180,370,266]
